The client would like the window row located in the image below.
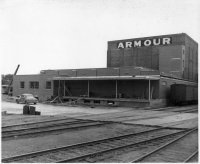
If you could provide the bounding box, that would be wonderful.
[20,81,51,89]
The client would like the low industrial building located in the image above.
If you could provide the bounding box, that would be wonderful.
[2,85,9,94]
[13,33,198,107]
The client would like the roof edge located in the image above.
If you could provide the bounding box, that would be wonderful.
[107,33,196,43]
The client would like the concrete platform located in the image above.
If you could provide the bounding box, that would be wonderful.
[59,96,166,108]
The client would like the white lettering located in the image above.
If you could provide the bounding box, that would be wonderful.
[163,38,171,45]
[153,38,161,45]
[118,42,124,49]
[125,42,132,48]
[134,40,141,47]
[144,40,151,46]
[117,37,172,49]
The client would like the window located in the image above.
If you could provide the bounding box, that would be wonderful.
[84,100,90,103]
[30,81,39,89]
[162,81,167,86]
[20,81,25,88]
[94,100,100,104]
[46,81,51,89]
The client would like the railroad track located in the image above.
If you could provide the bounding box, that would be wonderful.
[70,111,177,123]
[2,117,95,131]
[172,108,198,113]
[150,106,177,111]
[2,120,112,139]
[72,106,198,123]
[184,109,198,113]
[130,128,198,163]
[107,112,180,122]
[184,150,198,163]
[63,107,173,120]
[2,116,75,126]
[2,127,190,163]
[152,106,197,112]
[158,117,198,127]
[148,106,198,113]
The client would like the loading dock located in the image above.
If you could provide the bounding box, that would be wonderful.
[52,76,159,107]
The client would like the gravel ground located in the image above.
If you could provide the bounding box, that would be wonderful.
[2,114,68,126]
[81,132,188,163]
[2,122,154,158]
[2,100,132,116]
[1,98,198,162]
[124,113,198,126]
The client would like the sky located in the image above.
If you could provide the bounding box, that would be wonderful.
[0,0,200,75]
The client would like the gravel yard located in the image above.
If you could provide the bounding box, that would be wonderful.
[2,122,154,158]
[1,99,198,162]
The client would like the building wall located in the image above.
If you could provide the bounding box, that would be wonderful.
[13,74,53,101]
[159,45,184,78]
[184,35,198,81]
[107,33,198,82]
[97,68,119,76]
[107,46,159,69]
[107,33,185,68]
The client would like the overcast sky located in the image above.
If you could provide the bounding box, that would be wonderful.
[0,0,200,75]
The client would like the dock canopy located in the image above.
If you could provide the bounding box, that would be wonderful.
[52,75,160,100]
[52,75,160,81]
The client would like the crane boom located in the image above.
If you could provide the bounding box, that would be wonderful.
[7,64,20,95]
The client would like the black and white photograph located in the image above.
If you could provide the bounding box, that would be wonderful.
[1,0,199,163]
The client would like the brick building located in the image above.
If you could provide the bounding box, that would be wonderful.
[13,33,198,107]
[107,33,198,81]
